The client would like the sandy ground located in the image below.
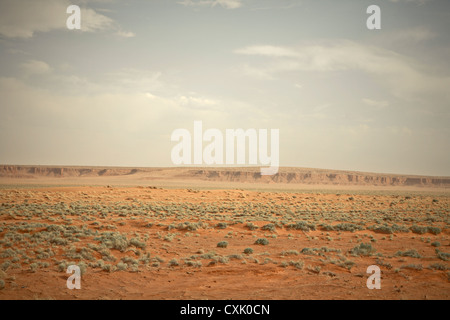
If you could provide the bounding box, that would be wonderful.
[0,175,449,300]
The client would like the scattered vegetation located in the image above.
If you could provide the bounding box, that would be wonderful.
[217,241,228,248]
[254,238,269,246]
[0,186,448,298]
[349,243,376,256]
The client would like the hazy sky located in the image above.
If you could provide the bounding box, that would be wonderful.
[0,0,449,176]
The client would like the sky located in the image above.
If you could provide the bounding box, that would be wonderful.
[0,0,449,176]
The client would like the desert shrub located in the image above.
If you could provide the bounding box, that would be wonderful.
[116,262,128,271]
[338,260,355,270]
[334,223,364,232]
[64,246,82,260]
[50,237,68,246]
[93,259,105,269]
[216,223,227,229]
[320,224,335,231]
[102,264,116,272]
[307,265,321,274]
[261,223,276,232]
[139,253,151,265]
[395,249,421,258]
[436,250,450,261]
[1,261,11,271]
[243,248,254,254]
[350,243,376,256]
[370,225,394,234]
[152,256,164,263]
[428,263,448,271]
[121,257,139,266]
[57,261,67,272]
[168,259,179,266]
[129,237,146,249]
[167,224,177,231]
[0,248,17,258]
[375,258,392,270]
[30,263,39,272]
[281,250,299,256]
[218,256,230,264]
[391,224,410,233]
[79,248,95,261]
[427,227,442,235]
[96,232,129,252]
[46,225,65,232]
[301,248,316,256]
[185,260,202,267]
[401,264,423,270]
[319,247,341,253]
[164,233,177,242]
[0,279,4,290]
[323,271,336,277]
[431,241,441,247]
[77,261,88,275]
[177,222,203,231]
[198,252,216,259]
[254,238,269,246]
[285,221,316,231]
[217,241,228,248]
[245,223,258,231]
[98,248,116,262]
[410,225,441,235]
[289,260,304,270]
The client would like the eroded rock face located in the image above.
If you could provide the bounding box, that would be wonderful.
[1,165,449,187]
[0,165,140,178]
[184,169,450,187]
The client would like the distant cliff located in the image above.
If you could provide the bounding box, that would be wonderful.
[1,165,449,187]
[183,169,450,187]
[0,165,140,178]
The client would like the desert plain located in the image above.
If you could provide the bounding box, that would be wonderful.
[0,166,449,300]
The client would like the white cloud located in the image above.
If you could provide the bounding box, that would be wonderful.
[235,40,450,102]
[0,0,130,38]
[115,30,136,38]
[178,0,243,9]
[21,60,52,75]
[145,92,219,109]
[234,45,298,57]
[80,6,114,32]
[177,95,218,107]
